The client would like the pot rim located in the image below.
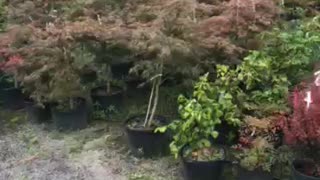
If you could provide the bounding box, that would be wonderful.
[182,157,230,164]
[91,85,124,96]
[51,97,86,113]
[293,159,320,179]
[237,166,271,173]
[180,144,229,164]
[125,114,168,132]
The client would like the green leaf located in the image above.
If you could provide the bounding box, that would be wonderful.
[155,126,167,133]
[211,131,219,139]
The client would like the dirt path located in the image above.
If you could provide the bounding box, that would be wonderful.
[0,118,180,180]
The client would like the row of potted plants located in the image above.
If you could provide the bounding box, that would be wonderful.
[0,13,319,180]
[4,64,319,180]
[125,71,320,180]
[125,74,272,179]
[124,16,320,180]
[0,42,130,130]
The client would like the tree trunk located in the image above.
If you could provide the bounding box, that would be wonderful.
[144,80,156,127]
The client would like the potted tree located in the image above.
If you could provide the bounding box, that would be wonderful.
[15,52,53,123]
[91,64,126,111]
[16,43,91,130]
[278,72,320,180]
[47,47,91,131]
[125,56,171,157]
[0,54,25,110]
[232,116,281,180]
[89,43,129,111]
[160,74,241,180]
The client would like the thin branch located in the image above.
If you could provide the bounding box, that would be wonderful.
[236,0,240,29]
[144,79,156,127]
[147,59,164,127]
[149,73,163,81]
[147,77,160,127]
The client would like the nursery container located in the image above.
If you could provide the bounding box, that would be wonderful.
[236,167,273,180]
[25,101,51,123]
[292,160,320,180]
[181,146,228,180]
[1,87,25,110]
[91,86,124,109]
[125,115,171,157]
[51,99,88,131]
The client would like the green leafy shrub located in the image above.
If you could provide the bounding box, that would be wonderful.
[160,74,241,159]
[215,16,320,116]
[280,0,320,18]
[232,116,281,172]
[237,147,275,172]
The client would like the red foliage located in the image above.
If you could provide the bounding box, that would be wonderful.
[275,77,320,177]
[0,55,24,73]
[196,0,279,60]
[279,76,320,147]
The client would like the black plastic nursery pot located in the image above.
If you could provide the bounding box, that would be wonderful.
[181,146,228,180]
[0,87,25,110]
[91,86,124,109]
[292,160,320,180]
[236,166,274,180]
[125,115,171,157]
[51,99,88,131]
[25,101,51,123]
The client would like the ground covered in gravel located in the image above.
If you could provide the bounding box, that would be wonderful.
[0,109,180,180]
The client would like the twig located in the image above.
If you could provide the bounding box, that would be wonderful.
[144,80,156,127]
[149,73,163,82]
[147,59,164,127]
[147,78,160,127]
[97,14,102,25]
[236,0,240,28]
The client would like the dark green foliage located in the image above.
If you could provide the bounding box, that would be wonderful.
[158,74,241,158]
[237,147,275,172]
[215,16,320,116]
[280,0,320,19]
[272,146,294,179]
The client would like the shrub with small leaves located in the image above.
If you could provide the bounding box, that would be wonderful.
[232,116,281,172]
[159,73,241,159]
[214,16,320,116]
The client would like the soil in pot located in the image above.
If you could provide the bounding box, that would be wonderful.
[125,115,171,158]
[91,86,124,110]
[1,87,25,110]
[236,166,273,180]
[25,101,51,123]
[292,160,320,180]
[51,98,88,131]
[181,145,227,180]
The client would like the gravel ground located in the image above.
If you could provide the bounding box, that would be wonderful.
[0,110,180,180]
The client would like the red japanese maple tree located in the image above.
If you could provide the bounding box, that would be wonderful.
[278,72,320,176]
[0,53,24,87]
[281,83,320,146]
